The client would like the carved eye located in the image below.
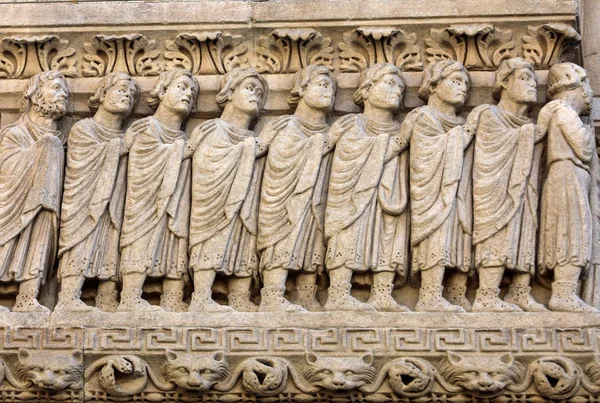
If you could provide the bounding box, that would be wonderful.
[202,369,213,376]
[344,370,354,376]
[57,370,66,376]
[177,367,188,374]
[321,369,332,376]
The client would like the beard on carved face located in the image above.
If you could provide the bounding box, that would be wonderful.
[32,95,68,121]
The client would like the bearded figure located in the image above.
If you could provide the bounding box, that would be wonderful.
[56,72,140,312]
[118,68,199,312]
[188,67,268,312]
[0,70,69,312]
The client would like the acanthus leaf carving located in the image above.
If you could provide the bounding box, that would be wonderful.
[0,35,77,78]
[164,32,249,75]
[338,27,423,72]
[522,23,581,68]
[425,24,517,70]
[82,34,162,77]
[255,29,333,74]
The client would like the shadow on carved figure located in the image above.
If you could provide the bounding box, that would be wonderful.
[467,58,547,312]
[406,60,473,312]
[86,354,172,397]
[323,63,410,312]
[0,70,69,312]
[258,65,337,313]
[163,350,229,392]
[117,68,199,312]
[17,348,83,391]
[439,352,525,398]
[188,67,268,312]
[303,353,376,392]
[56,72,140,313]
[537,63,600,313]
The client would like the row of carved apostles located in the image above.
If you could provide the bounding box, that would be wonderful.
[0,58,597,314]
[4,348,600,400]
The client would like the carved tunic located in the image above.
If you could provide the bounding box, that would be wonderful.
[119,117,190,280]
[470,105,542,273]
[324,114,409,280]
[538,102,600,274]
[58,118,128,281]
[0,115,64,282]
[189,119,265,278]
[258,116,333,274]
[408,106,473,273]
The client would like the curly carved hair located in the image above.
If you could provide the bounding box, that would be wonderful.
[353,63,405,107]
[216,67,268,111]
[88,72,141,112]
[287,65,336,109]
[547,62,588,100]
[492,57,535,101]
[21,70,68,113]
[147,68,199,111]
[418,60,470,103]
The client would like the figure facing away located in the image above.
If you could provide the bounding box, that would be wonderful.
[0,70,69,312]
[538,63,600,313]
[324,63,410,312]
[188,67,268,312]
[118,68,199,312]
[258,65,337,312]
[468,58,547,312]
[56,72,140,312]
[407,60,473,312]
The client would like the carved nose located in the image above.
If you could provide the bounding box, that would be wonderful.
[478,374,493,387]
[188,372,202,386]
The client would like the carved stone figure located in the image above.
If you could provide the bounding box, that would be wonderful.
[0,70,68,312]
[188,67,267,312]
[538,63,600,312]
[56,72,140,313]
[164,351,229,392]
[406,60,473,312]
[439,352,525,398]
[467,57,547,312]
[303,353,376,392]
[118,68,199,312]
[324,63,409,312]
[16,348,83,391]
[257,65,337,312]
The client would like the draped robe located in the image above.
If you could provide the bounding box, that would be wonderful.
[58,118,128,281]
[538,101,600,277]
[120,117,190,280]
[324,114,410,282]
[469,105,541,273]
[0,115,64,283]
[258,116,332,274]
[189,119,265,278]
[408,106,473,273]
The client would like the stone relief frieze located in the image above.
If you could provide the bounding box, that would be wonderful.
[338,27,423,72]
[425,24,517,70]
[255,29,334,74]
[164,32,249,75]
[82,34,162,77]
[0,36,77,79]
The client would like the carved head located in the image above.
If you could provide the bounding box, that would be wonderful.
[147,68,199,116]
[353,63,404,112]
[419,60,470,110]
[216,67,268,117]
[439,352,525,398]
[492,57,537,104]
[88,72,140,118]
[16,348,83,391]
[547,62,594,116]
[22,70,69,121]
[288,65,336,113]
[303,353,376,392]
[164,350,229,392]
